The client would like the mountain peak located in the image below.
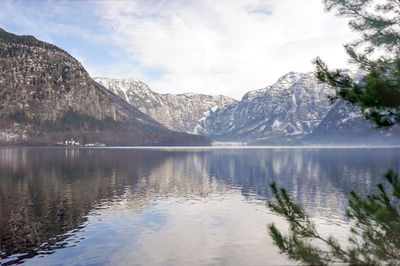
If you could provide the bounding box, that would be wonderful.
[276,71,308,83]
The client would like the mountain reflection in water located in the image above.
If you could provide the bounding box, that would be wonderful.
[0,147,399,265]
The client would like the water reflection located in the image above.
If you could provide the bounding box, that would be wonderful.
[0,147,399,265]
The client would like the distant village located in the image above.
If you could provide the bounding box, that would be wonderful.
[57,138,106,147]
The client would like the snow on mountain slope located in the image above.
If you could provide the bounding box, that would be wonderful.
[94,78,237,133]
[195,72,335,141]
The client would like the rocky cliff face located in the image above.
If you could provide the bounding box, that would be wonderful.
[0,28,210,146]
[94,77,237,133]
[195,72,334,141]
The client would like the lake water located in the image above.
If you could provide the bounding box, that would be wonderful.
[0,147,399,265]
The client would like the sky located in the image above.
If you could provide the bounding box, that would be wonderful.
[0,0,353,99]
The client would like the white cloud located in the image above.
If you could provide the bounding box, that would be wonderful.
[97,0,353,99]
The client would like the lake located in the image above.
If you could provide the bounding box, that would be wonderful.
[1,147,399,265]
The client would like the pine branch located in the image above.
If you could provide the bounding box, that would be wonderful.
[268,170,400,265]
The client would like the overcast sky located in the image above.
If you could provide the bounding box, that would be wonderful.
[0,0,353,99]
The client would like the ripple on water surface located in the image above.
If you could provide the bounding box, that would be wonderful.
[0,147,399,265]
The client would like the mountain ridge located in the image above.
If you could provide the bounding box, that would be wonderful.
[0,28,210,146]
[94,77,237,133]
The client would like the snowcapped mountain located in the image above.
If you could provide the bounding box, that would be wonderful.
[95,72,399,145]
[195,72,335,141]
[94,78,237,133]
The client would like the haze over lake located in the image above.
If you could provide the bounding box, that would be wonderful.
[1,147,399,265]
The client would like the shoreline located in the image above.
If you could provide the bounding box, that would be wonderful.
[1,145,400,149]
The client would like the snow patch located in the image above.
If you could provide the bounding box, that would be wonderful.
[272,120,282,130]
